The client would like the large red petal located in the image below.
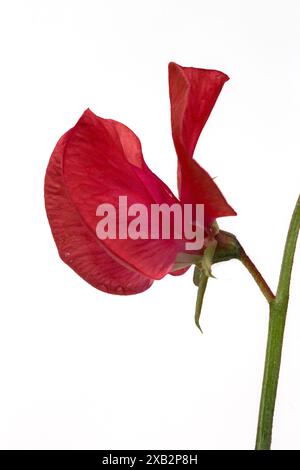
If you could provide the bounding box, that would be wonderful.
[62,110,185,280]
[45,132,153,295]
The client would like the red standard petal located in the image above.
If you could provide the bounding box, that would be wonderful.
[45,132,153,295]
[168,62,236,222]
[62,109,185,280]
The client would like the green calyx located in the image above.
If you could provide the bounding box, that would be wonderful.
[193,230,242,287]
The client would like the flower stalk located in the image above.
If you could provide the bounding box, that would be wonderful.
[255,195,300,450]
[240,251,275,303]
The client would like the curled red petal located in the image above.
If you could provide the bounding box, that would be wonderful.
[169,62,236,222]
[45,132,153,295]
[169,62,229,160]
[62,109,185,280]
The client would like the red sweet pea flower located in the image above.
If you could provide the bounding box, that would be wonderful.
[44,62,236,295]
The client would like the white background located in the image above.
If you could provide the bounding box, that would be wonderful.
[0,0,299,450]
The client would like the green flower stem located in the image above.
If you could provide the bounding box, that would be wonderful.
[255,195,300,450]
[240,251,275,303]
